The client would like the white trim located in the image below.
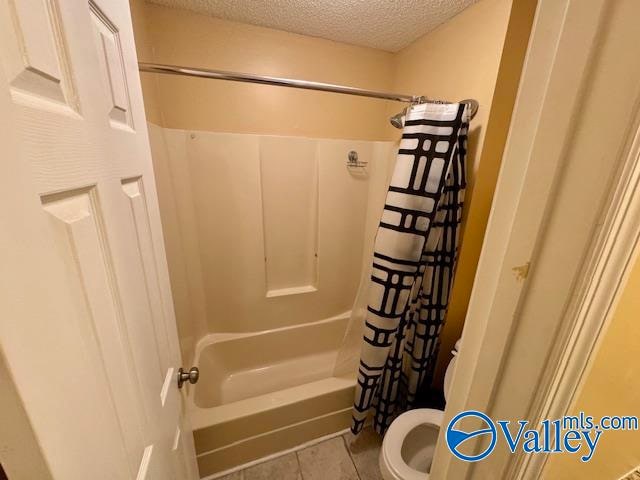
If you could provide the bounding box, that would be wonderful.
[199,428,351,480]
[510,109,640,479]
[431,0,591,476]
[430,0,640,478]
[617,465,640,480]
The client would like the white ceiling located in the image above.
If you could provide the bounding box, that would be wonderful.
[146,0,479,52]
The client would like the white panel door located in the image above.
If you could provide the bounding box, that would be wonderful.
[0,0,198,478]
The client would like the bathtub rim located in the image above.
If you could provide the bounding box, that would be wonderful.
[187,310,356,429]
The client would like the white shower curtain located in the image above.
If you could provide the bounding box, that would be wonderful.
[352,102,469,434]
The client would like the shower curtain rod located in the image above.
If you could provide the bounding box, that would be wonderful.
[138,62,479,116]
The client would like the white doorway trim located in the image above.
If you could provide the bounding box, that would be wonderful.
[510,87,640,480]
[431,0,640,478]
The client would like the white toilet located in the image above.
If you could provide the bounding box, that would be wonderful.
[379,340,460,480]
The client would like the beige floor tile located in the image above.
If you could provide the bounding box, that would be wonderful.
[243,452,302,480]
[344,427,383,480]
[297,437,360,480]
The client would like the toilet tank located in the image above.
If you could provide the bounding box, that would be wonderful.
[443,339,461,402]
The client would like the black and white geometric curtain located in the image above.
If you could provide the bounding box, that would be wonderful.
[352,103,469,435]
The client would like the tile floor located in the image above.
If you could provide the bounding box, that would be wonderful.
[218,427,383,480]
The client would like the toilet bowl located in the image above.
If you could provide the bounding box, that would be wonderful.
[379,340,460,480]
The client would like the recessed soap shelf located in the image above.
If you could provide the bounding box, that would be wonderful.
[347,150,368,168]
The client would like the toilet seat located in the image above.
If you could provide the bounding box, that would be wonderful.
[379,339,461,479]
[381,408,444,480]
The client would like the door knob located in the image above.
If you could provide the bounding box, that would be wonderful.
[177,367,199,388]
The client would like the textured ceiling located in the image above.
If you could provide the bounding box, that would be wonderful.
[146,0,479,52]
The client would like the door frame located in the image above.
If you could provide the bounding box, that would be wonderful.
[432,0,640,478]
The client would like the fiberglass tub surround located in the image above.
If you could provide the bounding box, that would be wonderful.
[157,129,397,335]
[193,312,351,408]
[149,124,397,475]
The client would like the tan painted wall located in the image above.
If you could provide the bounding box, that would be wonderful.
[392,0,512,182]
[545,255,640,479]
[139,4,397,140]
[390,0,537,386]
[129,0,163,125]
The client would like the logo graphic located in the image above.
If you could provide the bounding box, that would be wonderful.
[445,410,638,463]
[446,410,497,462]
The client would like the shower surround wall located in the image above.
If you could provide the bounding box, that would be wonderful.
[149,124,396,474]
[133,1,398,367]
[150,125,395,335]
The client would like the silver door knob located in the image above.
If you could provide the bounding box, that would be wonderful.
[177,367,199,388]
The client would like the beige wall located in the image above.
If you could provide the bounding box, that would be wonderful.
[139,4,397,140]
[391,0,512,181]
[129,0,163,125]
[391,0,537,386]
[545,255,640,479]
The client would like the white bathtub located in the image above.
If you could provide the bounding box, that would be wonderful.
[188,312,356,477]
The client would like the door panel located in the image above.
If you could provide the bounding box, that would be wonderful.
[89,1,134,129]
[120,176,173,374]
[41,186,145,475]
[0,0,77,109]
[0,0,197,478]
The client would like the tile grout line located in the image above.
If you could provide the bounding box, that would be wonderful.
[202,428,351,480]
[295,450,306,480]
[341,434,362,480]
